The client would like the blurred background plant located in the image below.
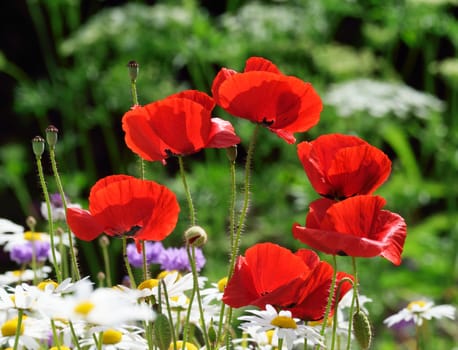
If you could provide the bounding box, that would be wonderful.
[0,0,457,348]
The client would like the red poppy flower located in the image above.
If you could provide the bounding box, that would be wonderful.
[122,90,240,162]
[297,133,391,199]
[292,195,407,265]
[66,175,180,245]
[211,57,322,144]
[222,242,353,321]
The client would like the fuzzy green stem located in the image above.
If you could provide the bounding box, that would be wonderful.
[228,125,259,279]
[122,237,136,289]
[69,321,82,350]
[35,154,61,282]
[346,257,360,350]
[161,279,178,349]
[178,156,196,226]
[50,319,61,349]
[141,240,150,281]
[49,147,80,281]
[100,239,112,287]
[318,255,338,349]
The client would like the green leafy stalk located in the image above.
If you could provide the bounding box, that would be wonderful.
[178,156,196,226]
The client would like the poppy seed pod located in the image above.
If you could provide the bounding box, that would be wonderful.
[127,60,139,81]
[32,136,45,157]
[185,225,208,247]
[45,125,59,148]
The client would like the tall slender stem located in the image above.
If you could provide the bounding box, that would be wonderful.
[49,147,81,281]
[227,125,259,279]
[122,237,136,289]
[346,257,360,350]
[35,155,61,282]
[317,255,338,350]
[13,309,24,350]
[178,156,196,226]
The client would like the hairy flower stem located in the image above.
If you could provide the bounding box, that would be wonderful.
[35,154,62,283]
[332,277,355,350]
[228,124,259,279]
[185,246,210,349]
[122,237,137,289]
[141,241,150,281]
[100,240,112,287]
[178,156,196,226]
[317,254,338,349]
[161,280,178,350]
[12,309,24,350]
[346,257,360,350]
[49,147,81,281]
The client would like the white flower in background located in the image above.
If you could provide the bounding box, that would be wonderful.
[0,266,52,285]
[324,78,445,119]
[238,305,325,350]
[200,276,227,304]
[0,284,40,312]
[384,299,456,327]
[0,218,24,237]
[79,325,148,349]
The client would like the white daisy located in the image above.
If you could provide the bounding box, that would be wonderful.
[238,305,325,350]
[0,267,52,285]
[0,315,49,350]
[0,218,24,239]
[384,299,456,327]
[200,276,227,304]
[79,325,148,349]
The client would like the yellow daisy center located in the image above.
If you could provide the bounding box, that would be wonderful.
[308,316,333,327]
[38,280,59,291]
[217,277,228,292]
[50,346,71,350]
[157,270,181,280]
[1,317,24,337]
[102,329,123,344]
[270,315,297,329]
[12,270,23,277]
[23,231,43,241]
[407,300,428,310]
[169,341,198,350]
[74,301,94,315]
[138,279,159,290]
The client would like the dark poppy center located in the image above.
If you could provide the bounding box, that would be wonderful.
[261,117,274,127]
[123,225,142,237]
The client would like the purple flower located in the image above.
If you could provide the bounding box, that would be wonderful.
[158,246,206,272]
[10,241,51,264]
[127,241,165,268]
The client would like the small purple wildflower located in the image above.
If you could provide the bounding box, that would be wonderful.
[158,246,206,272]
[10,240,51,264]
[126,241,165,268]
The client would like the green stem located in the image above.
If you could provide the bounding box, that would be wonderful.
[161,279,178,349]
[141,240,150,281]
[13,309,24,350]
[69,321,82,350]
[227,125,259,279]
[101,238,112,287]
[49,147,81,281]
[50,319,61,348]
[178,156,196,226]
[317,255,338,349]
[35,155,61,282]
[346,257,360,350]
[122,237,137,288]
[130,79,139,106]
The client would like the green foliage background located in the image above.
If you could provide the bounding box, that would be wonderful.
[0,0,457,348]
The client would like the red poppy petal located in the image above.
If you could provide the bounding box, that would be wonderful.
[170,90,215,111]
[294,249,321,269]
[305,198,335,229]
[211,68,237,107]
[222,256,259,307]
[244,57,282,74]
[244,243,310,295]
[66,208,104,241]
[372,210,407,265]
[145,97,211,155]
[206,117,241,148]
[122,107,167,161]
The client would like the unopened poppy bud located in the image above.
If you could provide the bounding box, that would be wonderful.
[127,60,139,81]
[153,313,172,350]
[46,125,59,148]
[26,216,37,231]
[32,136,45,157]
[99,235,110,247]
[352,309,372,350]
[226,145,237,162]
[184,225,207,247]
[97,271,106,283]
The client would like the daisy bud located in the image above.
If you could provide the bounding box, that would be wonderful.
[45,125,59,148]
[32,136,45,157]
[352,309,372,350]
[99,235,110,247]
[153,313,172,350]
[226,145,238,162]
[127,60,139,81]
[184,225,207,247]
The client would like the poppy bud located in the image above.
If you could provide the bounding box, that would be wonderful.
[32,136,45,157]
[184,225,207,247]
[99,235,110,247]
[46,125,59,148]
[226,145,237,162]
[26,216,37,231]
[127,60,139,81]
[352,309,372,350]
[153,313,172,350]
